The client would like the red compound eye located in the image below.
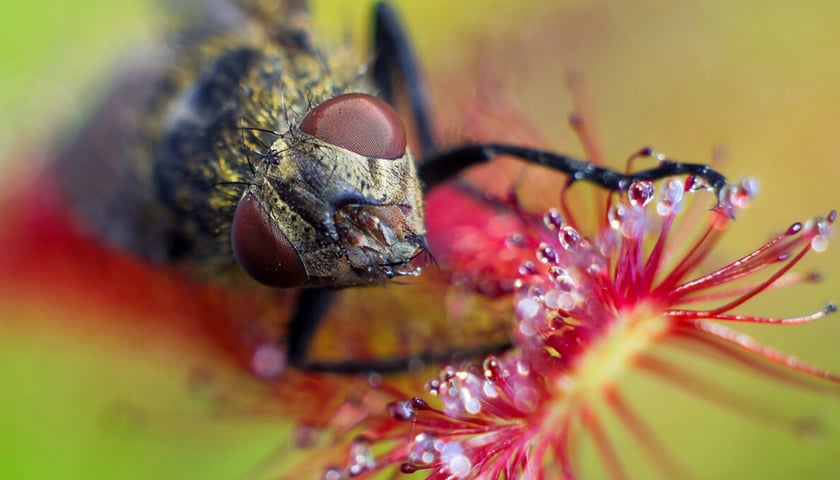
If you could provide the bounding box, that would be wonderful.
[231,192,307,288]
[300,93,406,159]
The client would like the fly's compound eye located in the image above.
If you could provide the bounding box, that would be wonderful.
[231,192,307,288]
[300,93,406,159]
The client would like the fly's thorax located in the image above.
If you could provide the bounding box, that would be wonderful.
[232,132,426,288]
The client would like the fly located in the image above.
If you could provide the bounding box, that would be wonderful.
[57,0,731,372]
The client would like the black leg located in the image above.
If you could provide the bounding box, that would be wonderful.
[373,2,435,154]
[418,144,729,203]
[286,288,337,367]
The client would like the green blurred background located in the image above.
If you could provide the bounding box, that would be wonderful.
[1,1,839,478]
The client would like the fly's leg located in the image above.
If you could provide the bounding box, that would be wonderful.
[418,143,730,208]
[372,2,435,154]
[286,288,337,367]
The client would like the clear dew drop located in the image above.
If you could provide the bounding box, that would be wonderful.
[817,215,834,238]
[686,175,710,193]
[394,264,422,277]
[519,316,537,337]
[409,433,439,465]
[548,266,573,290]
[621,208,649,238]
[651,148,667,162]
[543,289,562,309]
[482,379,499,398]
[536,242,560,264]
[720,179,757,213]
[608,204,627,230]
[461,390,481,414]
[518,260,538,276]
[516,359,531,376]
[483,356,504,381]
[657,178,685,215]
[348,438,375,477]
[389,399,417,421]
[527,284,544,299]
[663,177,685,204]
[730,183,754,209]
[543,208,564,230]
[505,232,527,248]
[811,235,828,252]
[627,180,655,207]
[516,297,541,321]
[512,383,538,412]
[442,442,471,478]
[742,177,760,197]
[558,226,581,250]
[427,378,442,397]
[544,289,577,311]
[444,383,458,401]
[445,372,483,416]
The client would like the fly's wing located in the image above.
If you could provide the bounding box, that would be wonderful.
[55,0,317,266]
[55,52,178,262]
[53,0,246,262]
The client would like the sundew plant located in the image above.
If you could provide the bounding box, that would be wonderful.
[328,165,836,478]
